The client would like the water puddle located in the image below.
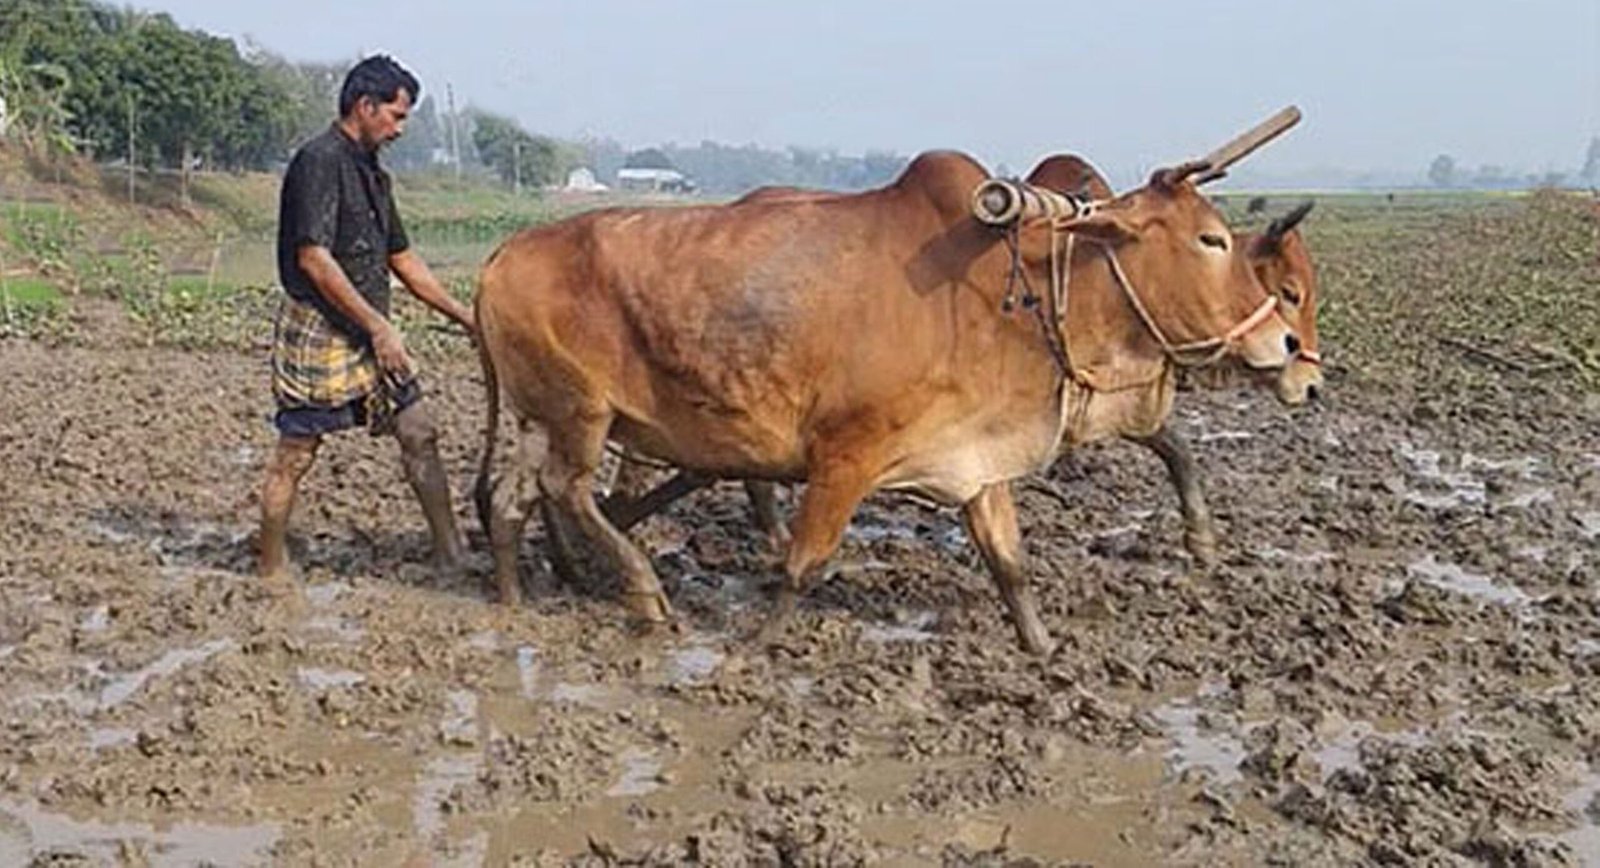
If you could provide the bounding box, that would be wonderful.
[1198,430,1253,444]
[1559,765,1600,861]
[786,676,815,699]
[862,611,939,644]
[1397,445,1556,512]
[1575,512,1600,542]
[303,581,352,607]
[1405,555,1532,607]
[667,642,724,685]
[87,728,137,750]
[546,682,631,710]
[97,639,236,710]
[1503,488,1555,509]
[439,691,479,746]
[605,748,663,797]
[296,667,366,691]
[846,520,916,544]
[1148,703,1245,784]
[1093,523,1143,541]
[1311,722,1431,781]
[1253,546,1338,566]
[413,754,479,846]
[304,616,366,644]
[847,517,968,554]
[1397,442,1487,509]
[0,798,278,867]
[515,645,538,699]
[79,605,110,633]
[1517,546,1549,563]
[86,519,138,546]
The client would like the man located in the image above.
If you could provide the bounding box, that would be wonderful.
[258,55,474,586]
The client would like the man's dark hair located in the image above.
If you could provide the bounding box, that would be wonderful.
[338,55,421,117]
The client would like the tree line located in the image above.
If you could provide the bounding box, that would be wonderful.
[1427,137,1599,190]
[0,0,907,196]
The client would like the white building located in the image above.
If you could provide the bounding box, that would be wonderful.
[564,167,609,192]
[616,167,695,194]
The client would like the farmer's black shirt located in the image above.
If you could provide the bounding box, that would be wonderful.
[277,124,409,340]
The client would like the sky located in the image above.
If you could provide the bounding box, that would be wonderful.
[153,0,1597,186]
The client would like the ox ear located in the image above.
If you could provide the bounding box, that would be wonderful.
[1057,208,1138,245]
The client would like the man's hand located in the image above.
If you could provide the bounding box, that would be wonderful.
[371,320,413,376]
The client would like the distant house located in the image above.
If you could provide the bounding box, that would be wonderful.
[616,167,695,194]
[564,167,609,192]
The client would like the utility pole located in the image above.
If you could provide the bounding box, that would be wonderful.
[513,139,522,194]
[126,92,135,205]
[446,83,461,181]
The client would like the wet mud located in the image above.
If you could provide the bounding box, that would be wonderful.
[3,299,1599,866]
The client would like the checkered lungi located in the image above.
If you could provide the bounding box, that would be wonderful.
[270,297,419,437]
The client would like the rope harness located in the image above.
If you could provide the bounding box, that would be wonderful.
[993,188,1281,391]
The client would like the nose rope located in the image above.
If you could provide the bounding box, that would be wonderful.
[1086,236,1282,368]
[994,182,1292,385]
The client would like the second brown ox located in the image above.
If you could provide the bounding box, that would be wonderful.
[474,151,1298,654]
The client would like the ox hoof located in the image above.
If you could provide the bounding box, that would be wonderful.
[622,590,675,625]
[1184,532,1220,570]
[1014,618,1055,657]
[752,589,800,648]
[762,527,793,557]
[258,571,308,617]
[491,577,525,606]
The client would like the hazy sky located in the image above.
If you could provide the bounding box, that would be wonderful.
[155,0,1596,185]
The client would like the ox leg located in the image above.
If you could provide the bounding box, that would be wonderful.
[762,469,872,641]
[963,482,1053,656]
[540,498,591,587]
[486,421,548,605]
[745,481,791,555]
[1129,424,1219,568]
[541,419,675,625]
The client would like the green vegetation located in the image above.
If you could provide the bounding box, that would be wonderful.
[1306,189,1598,393]
[0,275,63,337]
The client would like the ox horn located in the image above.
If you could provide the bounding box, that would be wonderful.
[971,178,1083,226]
[1151,159,1215,190]
[1192,105,1302,185]
[1265,200,1316,240]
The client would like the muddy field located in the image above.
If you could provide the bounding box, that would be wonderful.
[2,194,1598,866]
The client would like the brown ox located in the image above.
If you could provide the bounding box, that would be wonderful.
[607,155,1324,567]
[474,151,1298,654]
[1025,155,1323,561]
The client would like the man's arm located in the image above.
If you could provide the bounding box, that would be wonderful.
[389,249,474,333]
[298,245,412,375]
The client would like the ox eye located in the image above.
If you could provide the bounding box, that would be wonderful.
[1199,233,1228,250]
[1281,285,1302,305]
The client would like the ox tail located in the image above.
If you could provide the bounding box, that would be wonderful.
[472,267,501,543]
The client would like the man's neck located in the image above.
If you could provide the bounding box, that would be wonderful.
[335,118,372,154]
